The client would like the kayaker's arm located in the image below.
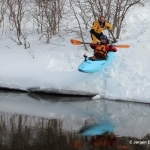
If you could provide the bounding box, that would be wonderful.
[106,45,117,52]
[89,43,98,49]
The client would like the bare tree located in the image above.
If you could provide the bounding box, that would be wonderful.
[0,0,7,35]
[7,0,23,45]
[33,0,65,43]
[7,0,31,46]
[22,28,30,49]
[69,0,88,50]
[34,0,44,34]
[111,0,144,39]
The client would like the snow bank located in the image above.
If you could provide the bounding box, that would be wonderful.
[0,4,150,103]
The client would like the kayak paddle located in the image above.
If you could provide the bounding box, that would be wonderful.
[70,39,130,48]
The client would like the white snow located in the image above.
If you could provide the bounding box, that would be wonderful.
[0,3,150,103]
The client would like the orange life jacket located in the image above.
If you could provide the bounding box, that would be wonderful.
[94,44,107,58]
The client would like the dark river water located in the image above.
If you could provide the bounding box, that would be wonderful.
[0,89,150,150]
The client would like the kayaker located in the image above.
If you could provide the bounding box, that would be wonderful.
[89,35,117,60]
[90,16,113,44]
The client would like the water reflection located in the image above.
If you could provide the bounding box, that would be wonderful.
[78,117,118,149]
[1,112,150,150]
[0,91,150,149]
[0,112,77,150]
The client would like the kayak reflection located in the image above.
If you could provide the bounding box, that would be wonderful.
[79,117,118,148]
[79,117,114,136]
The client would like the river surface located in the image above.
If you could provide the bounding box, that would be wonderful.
[0,90,150,150]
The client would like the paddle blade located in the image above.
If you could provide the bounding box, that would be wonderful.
[70,39,82,45]
[115,45,130,48]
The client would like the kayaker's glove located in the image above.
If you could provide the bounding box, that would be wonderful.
[83,53,87,58]
[109,45,115,52]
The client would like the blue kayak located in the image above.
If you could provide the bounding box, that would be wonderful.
[78,52,114,73]
[79,122,114,136]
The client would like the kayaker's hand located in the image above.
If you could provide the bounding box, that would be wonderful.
[83,53,88,58]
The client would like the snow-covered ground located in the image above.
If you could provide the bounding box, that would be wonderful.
[0,3,150,103]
